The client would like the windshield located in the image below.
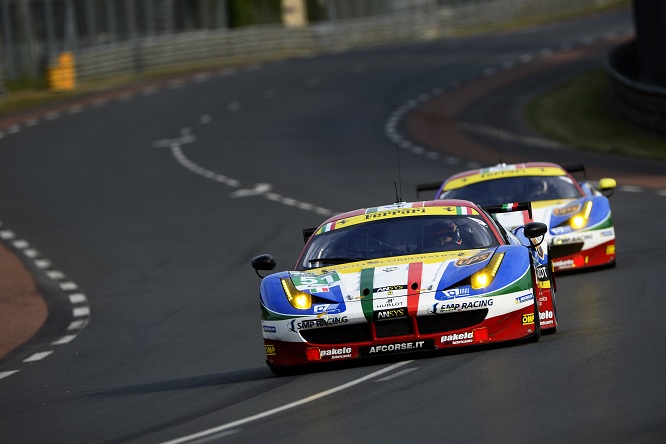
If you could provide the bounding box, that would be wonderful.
[439,175,582,205]
[297,215,499,270]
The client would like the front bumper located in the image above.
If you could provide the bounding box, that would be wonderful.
[548,227,615,271]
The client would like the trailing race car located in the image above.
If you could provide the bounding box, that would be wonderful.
[417,162,616,272]
[252,199,556,375]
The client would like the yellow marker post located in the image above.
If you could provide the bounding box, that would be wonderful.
[48,52,77,92]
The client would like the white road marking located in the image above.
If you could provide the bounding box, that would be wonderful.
[68,293,87,304]
[52,334,78,345]
[230,183,272,198]
[59,282,78,291]
[47,270,65,280]
[23,248,39,258]
[376,367,418,382]
[12,239,29,249]
[0,370,18,379]
[158,361,413,444]
[35,259,52,268]
[73,306,91,317]
[23,351,53,362]
[0,370,20,379]
[68,319,88,330]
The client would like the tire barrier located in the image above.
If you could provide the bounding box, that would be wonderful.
[604,40,666,134]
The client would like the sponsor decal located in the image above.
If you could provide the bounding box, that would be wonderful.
[265,345,276,356]
[522,313,535,325]
[320,347,352,360]
[441,331,474,345]
[536,265,548,280]
[436,298,493,313]
[438,286,471,300]
[455,251,492,267]
[375,298,404,309]
[601,230,613,237]
[375,308,407,320]
[553,204,581,217]
[515,294,534,304]
[553,259,575,268]
[359,340,434,356]
[314,303,341,315]
[554,234,594,244]
[374,285,407,293]
[291,272,341,290]
[288,316,349,331]
[382,266,400,272]
[263,325,277,333]
[364,208,427,220]
[540,310,554,320]
[551,226,568,235]
[606,244,616,255]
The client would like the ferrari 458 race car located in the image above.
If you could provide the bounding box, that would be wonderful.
[252,199,557,375]
[417,162,616,272]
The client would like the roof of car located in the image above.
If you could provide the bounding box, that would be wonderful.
[443,162,567,191]
[317,199,484,232]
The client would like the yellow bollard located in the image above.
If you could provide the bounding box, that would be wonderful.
[48,52,77,92]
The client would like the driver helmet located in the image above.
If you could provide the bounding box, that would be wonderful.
[432,220,461,246]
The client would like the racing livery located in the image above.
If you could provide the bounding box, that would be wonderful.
[252,200,557,375]
[418,162,616,272]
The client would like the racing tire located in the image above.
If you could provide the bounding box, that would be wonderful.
[527,299,542,343]
[267,361,302,377]
[526,264,542,343]
[542,253,558,335]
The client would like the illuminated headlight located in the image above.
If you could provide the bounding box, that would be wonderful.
[281,278,312,310]
[569,201,592,230]
[471,252,504,290]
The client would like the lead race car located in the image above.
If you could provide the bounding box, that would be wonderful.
[417,162,617,272]
[252,199,557,375]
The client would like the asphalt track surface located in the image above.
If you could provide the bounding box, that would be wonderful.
[1,6,665,444]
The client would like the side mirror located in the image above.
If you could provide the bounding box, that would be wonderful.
[251,254,276,278]
[524,222,547,246]
[598,178,616,197]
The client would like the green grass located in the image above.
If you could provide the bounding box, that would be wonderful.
[526,67,666,161]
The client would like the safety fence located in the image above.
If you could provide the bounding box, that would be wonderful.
[75,0,625,84]
[1,0,626,88]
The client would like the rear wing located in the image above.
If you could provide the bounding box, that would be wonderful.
[563,164,586,179]
[482,201,533,220]
[416,181,444,200]
[303,227,317,244]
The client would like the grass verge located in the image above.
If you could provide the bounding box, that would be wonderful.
[526,67,666,161]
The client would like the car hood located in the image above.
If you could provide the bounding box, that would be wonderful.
[494,197,611,236]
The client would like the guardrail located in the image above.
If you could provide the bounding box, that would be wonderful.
[75,0,625,84]
[604,40,666,134]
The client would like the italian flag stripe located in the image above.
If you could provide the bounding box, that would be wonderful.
[360,268,375,322]
[502,202,518,211]
[407,262,423,316]
[456,206,474,215]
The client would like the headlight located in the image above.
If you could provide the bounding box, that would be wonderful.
[471,252,504,290]
[569,201,592,230]
[281,278,312,310]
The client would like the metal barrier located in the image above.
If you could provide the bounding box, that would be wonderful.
[74,0,625,84]
[605,40,666,134]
